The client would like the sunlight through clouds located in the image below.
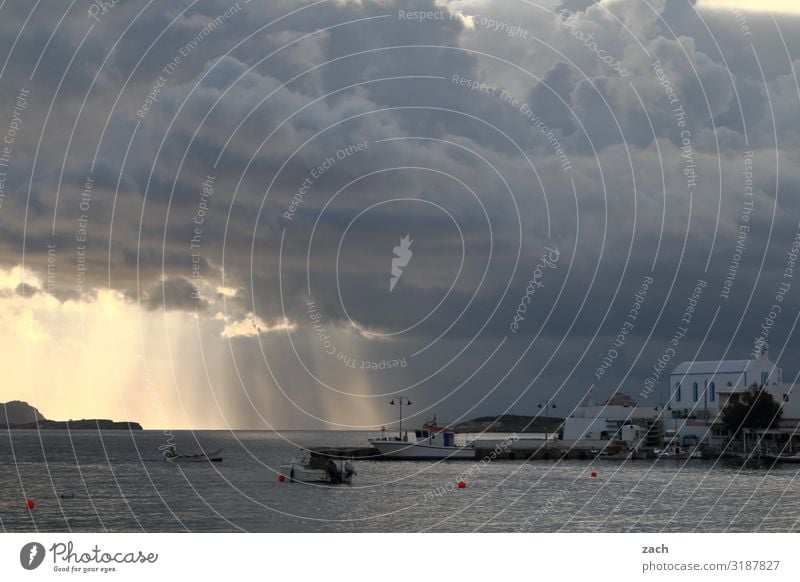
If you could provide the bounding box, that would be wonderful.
[221,314,297,338]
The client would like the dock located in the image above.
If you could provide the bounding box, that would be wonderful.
[308,443,667,461]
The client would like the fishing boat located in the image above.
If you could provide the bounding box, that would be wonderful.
[162,446,223,463]
[280,450,356,484]
[368,420,476,460]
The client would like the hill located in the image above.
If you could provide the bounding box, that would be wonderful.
[0,401,142,430]
[452,414,564,433]
[1,400,46,425]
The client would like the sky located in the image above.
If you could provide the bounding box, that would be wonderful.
[0,0,799,429]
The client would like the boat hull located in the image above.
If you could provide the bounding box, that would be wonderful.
[164,449,223,462]
[279,462,354,483]
[280,463,330,482]
[368,439,476,460]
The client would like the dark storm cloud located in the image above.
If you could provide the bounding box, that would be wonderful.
[15,282,38,296]
[144,276,209,312]
[2,0,800,422]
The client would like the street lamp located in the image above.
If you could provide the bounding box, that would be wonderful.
[390,397,412,440]
[667,406,679,446]
[538,399,557,437]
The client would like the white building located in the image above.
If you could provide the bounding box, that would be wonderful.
[667,350,798,421]
[664,350,800,445]
[560,351,799,451]
[562,402,662,448]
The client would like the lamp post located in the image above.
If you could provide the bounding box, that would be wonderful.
[390,397,412,440]
[538,399,557,438]
[667,406,678,446]
[703,380,708,446]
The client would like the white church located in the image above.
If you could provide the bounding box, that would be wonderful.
[667,349,790,418]
[664,349,800,444]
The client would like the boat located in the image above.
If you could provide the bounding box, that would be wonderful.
[655,445,689,459]
[655,445,702,460]
[280,450,356,484]
[761,452,800,464]
[368,420,476,460]
[162,446,223,463]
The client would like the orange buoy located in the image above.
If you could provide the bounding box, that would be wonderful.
[590,471,597,478]
[26,499,35,509]
[278,474,286,482]
[457,481,467,489]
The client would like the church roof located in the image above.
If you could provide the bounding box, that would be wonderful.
[671,359,752,376]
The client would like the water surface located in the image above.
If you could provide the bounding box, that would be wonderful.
[1,430,798,532]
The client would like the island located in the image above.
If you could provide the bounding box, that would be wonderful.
[0,400,142,430]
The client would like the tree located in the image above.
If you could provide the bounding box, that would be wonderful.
[721,383,782,437]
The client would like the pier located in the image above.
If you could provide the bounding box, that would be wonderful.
[307,443,670,462]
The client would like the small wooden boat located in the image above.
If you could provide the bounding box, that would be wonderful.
[162,446,223,462]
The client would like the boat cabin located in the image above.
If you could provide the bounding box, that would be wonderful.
[372,420,461,447]
[414,427,456,446]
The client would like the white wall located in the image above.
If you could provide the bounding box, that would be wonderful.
[668,353,782,417]
[562,417,608,440]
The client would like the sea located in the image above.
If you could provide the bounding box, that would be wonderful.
[1,430,799,532]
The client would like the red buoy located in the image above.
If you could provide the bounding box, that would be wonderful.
[457,481,467,489]
[278,474,286,482]
[26,499,35,509]
[590,471,597,478]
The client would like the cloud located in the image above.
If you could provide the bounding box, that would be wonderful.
[145,276,210,312]
[15,282,39,297]
[221,314,296,338]
[1,0,800,428]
